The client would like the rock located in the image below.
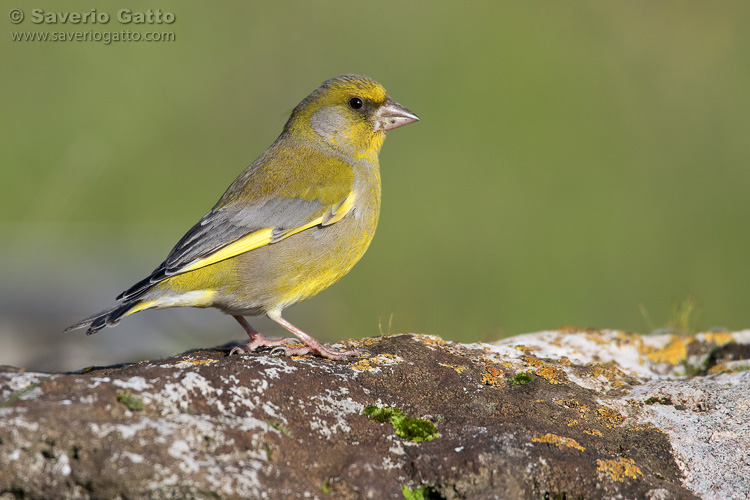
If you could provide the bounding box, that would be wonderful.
[1,329,749,500]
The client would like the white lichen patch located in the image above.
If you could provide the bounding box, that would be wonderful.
[151,372,226,414]
[56,451,72,476]
[112,376,153,391]
[218,413,275,433]
[0,364,279,500]
[387,435,406,456]
[0,372,54,402]
[226,383,260,411]
[78,394,96,405]
[617,370,750,500]
[122,451,145,464]
[143,416,270,499]
[476,329,684,382]
[349,354,404,373]
[486,331,636,373]
[172,359,218,369]
[381,456,403,471]
[168,440,198,473]
[306,388,365,440]
[87,377,111,389]
[1,412,39,433]
[261,401,284,420]
[251,356,299,379]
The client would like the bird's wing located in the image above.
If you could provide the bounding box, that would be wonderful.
[117,155,356,301]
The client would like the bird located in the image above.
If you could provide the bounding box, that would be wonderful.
[65,74,419,360]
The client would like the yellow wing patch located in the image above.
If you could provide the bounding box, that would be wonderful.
[179,227,273,273]
[322,192,357,226]
[176,192,356,275]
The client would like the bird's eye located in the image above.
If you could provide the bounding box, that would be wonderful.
[348,97,363,110]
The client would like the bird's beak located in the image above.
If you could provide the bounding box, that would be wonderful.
[372,97,420,132]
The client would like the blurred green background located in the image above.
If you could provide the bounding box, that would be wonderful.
[2,1,749,371]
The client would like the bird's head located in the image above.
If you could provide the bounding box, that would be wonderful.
[285,74,419,160]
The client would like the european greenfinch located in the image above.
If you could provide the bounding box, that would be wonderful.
[65,74,419,360]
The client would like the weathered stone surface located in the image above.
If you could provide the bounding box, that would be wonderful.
[1,330,748,500]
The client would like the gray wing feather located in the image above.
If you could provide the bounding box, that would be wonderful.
[117,196,326,301]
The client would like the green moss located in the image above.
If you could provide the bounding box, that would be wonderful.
[363,406,439,442]
[402,485,427,500]
[116,390,144,411]
[320,481,333,494]
[267,421,291,437]
[402,485,444,499]
[510,372,533,385]
[364,405,402,423]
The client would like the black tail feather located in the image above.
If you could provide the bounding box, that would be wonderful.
[63,301,137,336]
[116,272,161,301]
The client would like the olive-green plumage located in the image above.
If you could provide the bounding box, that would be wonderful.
[65,74,419,360]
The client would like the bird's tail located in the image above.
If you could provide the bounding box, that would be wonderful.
[63,300,141,336]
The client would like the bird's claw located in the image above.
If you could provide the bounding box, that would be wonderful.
[228,345,248,356]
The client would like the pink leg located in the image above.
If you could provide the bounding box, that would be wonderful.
[228,315,300,355]
[266,311,360,361]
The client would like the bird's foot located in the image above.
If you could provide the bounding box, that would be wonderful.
[230,314,364,360]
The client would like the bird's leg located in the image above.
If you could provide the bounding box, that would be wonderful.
[266,311,360,360]
[228,315,300,355]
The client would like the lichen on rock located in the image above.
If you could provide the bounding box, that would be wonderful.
[1,329,748,499]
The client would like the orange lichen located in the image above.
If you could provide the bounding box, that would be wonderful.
[513,344,541,353]
[584,333,610,345]
[481,364,504,387]
[522,356,546,368]
[597,458,643,482]
[417,336,448,348]
[520,356,568,385]
[583,428,603,437]
[533,433,585,452]
[707,363,729,374]
[587,362,628,388]
[614,331,689,366]
[554,399,591,415]
[702,331,734,346]
[177,359,217,366]
[359,337,383,347]
[535,365,569,385]
[438,362,466,374]
[349,354,400,372]
[597,407,625,427]
[644,336,687,365]
[628,425,665,433]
